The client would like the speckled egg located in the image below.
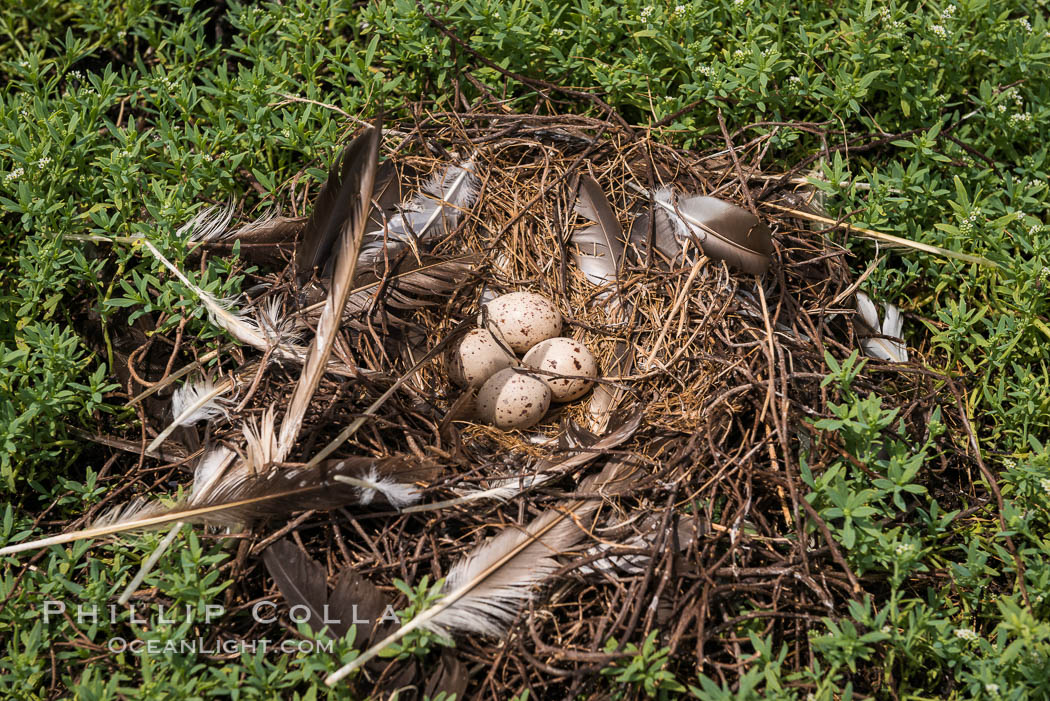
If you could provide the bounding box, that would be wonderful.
[479,292,562,354]
[522,337,598,402]
[475,368,552,429]
[446,329,516,388]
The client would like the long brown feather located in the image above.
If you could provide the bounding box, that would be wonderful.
[278,122,382,459]
[295,129,380,284]
[0,456,427,556]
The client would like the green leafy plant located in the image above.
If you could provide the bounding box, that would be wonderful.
[602,630,686,699]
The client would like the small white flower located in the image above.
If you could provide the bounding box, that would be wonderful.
[640,5,654,20]
[931,24,947,39]
[203,153,213,162]
[941,5,956,18]
[894,542,915,556]
[36,156,51,168]
[1040,478,1050,495]
[552,27,564,36]
[673,5,686,18]
[1019,17,1032,33]
[985,683,1000,696]
[953,628,978,642]
[788,75,801,84]
[5,167,24,182]
[697,65,712,77]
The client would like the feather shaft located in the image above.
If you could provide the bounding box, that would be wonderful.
[116,523,183,605]
[763,201,1000,268]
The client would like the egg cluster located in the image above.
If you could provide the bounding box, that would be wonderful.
[446,292,599,429]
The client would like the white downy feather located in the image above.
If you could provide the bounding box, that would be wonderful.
[181,204,235,243]
[145,377,232,455]
[171,377,231,425]
[332,464,420,509]
[190,445,237,503]
[856,292,908,363]
[358,159,479,266]
[652,186,697,264]
[243,407,278,473]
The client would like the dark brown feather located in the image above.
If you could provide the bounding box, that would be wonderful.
[263,539,329,634]
[295,130,383,285]
[328,567,390,643]
[425,651,470,701]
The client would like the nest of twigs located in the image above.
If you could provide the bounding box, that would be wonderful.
[67,108,973,699]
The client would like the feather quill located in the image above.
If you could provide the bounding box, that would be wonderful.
[855,292,908,363]
[295,130,381,284]
[651,187,773,274]
[277,123,381,460]
[357,158,479,267]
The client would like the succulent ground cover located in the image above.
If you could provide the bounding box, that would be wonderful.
[1,1,1049,699]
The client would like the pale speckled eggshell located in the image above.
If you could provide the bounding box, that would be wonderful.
[479,292,562,354]
[475,368,551,429]
[446,329,516,388]
[522,337,598,402]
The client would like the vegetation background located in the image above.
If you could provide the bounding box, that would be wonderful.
[0,0,1048,698]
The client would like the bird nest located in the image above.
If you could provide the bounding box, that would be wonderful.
[44,109,974,698]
